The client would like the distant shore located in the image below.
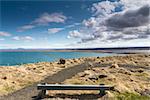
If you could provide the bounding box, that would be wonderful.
[0,54,150,98]
[0,46,149,54]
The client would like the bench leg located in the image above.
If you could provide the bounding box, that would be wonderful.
[41,90,46,98]
[36,90,46,99]
[99,89,106,96]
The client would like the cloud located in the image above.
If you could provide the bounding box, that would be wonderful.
[17,25,35,32]
[120,0,150,10]
[91,0,120,17]
[0,31,11,37]
[48,28,63,34]
[106,5,150,28]
[12,36,34,41]
[33,12,67,25]
[68,30,81,38]
[68,0,150,45]
[65,23,80,28]
[48,23,81,34]
[18,12,67,32]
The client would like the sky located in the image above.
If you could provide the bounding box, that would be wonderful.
[0,0,150,49]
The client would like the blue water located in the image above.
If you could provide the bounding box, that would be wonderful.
[0,51,115,66]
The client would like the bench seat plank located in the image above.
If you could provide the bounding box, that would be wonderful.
[37,84,114,90]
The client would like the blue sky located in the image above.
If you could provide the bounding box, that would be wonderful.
[0,0,150,49]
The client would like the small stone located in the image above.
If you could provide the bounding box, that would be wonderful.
[97,56,100,59]
[130,79,133,82]
[70,61,73,64]
[101,60,104,62]
[2,76,7,80]
[33,68,36,70]
[12,81,15,84]
[125,71,131,75]
[118,69,131,75]
[78,73,87,77]
[110,63,119,68]
[42,68,45,70]
[108,78,116,81]
[137,69,144,73]
[99,74,108,78]
[134,61,138,63]
[88,75,98,80]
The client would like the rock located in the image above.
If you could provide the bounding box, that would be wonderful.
[12,81,15,84]
[33,68,36,70]
[88,75,98,80]
[130,69,144,73]
[101,60,104,62]
[99,74,108,78]
[92,69,96,71]
[118,69,131,75]
[78,72,87,77]
[134,61,138,63]
[110,63,119,68]
[97,56,100,59]
[58,58,66,64]
[2,76,7,80]
[137,69,144,73]
[70,61,73,64]
[108,78,116,81]
[130,79,133,82]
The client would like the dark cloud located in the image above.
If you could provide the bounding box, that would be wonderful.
[106,5,150,28]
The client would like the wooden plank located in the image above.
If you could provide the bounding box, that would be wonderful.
[37,84,114,90]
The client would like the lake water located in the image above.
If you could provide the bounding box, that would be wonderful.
[0,51,116,66]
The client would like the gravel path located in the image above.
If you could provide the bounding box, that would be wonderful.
[0,61,108,100]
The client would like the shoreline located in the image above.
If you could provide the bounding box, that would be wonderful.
[0,54,150,98]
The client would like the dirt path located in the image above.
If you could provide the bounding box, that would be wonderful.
[0,61,108,100]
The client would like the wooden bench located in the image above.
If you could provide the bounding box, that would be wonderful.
[37,83,114,98]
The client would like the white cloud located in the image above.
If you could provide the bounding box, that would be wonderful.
[17,25,35,32]
[120,0,150,10]
[65,23,80,28]
[82,17,97,28]
[12,36,34,41]
[33,12,67,25]
[48,28,63,34]
[91,0,120,17]
[48,23,81,35]
[68,30,81,38]
[18,12,67,32]
[0,31,11,37]
[68,0,150,46]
